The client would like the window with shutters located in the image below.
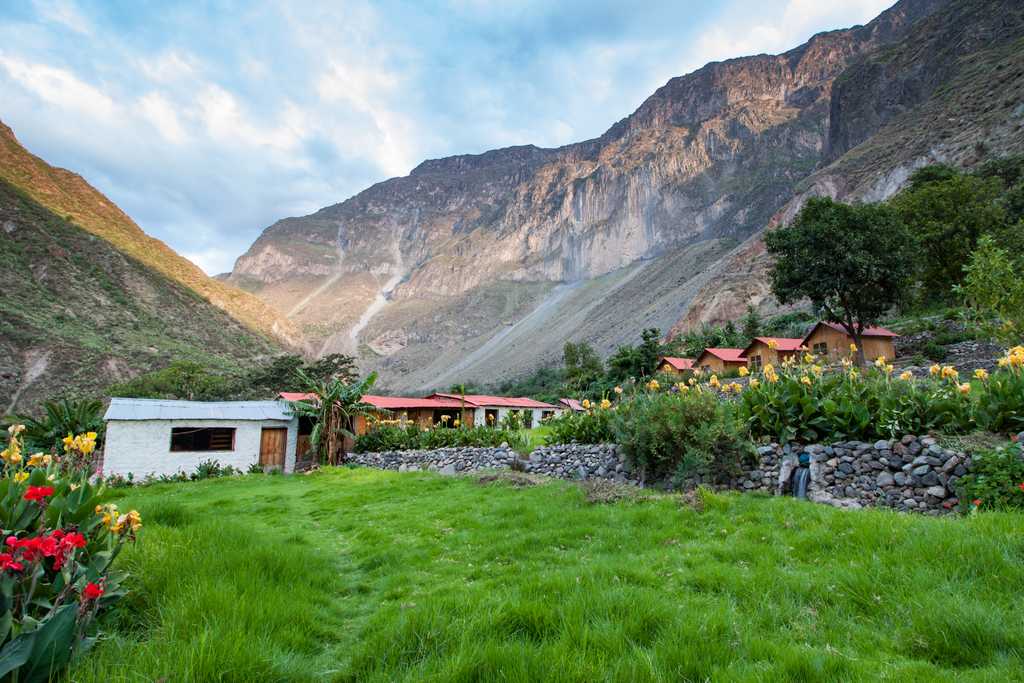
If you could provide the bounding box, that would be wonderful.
[170,427,236,452]
[750,355,762,369]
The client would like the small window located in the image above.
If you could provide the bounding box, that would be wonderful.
[750,355,762,369]
[813,342,828,356]
[170,427,235,452]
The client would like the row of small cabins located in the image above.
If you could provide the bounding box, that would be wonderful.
[656,321,898,375]
[103,392,569,479]
[102,321,898,480]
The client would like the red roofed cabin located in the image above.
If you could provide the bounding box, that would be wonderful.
[278,393,472,441]
[800,322,898,362]
[425,393,560,428]
[694,348,747,375]
[742,337,806,370]
[656,356,695,375]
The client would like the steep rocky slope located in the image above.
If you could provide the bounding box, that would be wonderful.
[0,121,302,350]
[675,0,1024,332]
[231,0,1022,390]
[0,180,277,413]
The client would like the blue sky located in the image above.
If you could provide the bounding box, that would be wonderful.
[0,0,891,274]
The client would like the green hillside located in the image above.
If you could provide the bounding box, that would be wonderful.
[0,180,275,412]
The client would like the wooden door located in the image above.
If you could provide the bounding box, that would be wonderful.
[259,428,287,468]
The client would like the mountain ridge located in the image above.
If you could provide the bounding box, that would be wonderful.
[229,0,1020,391]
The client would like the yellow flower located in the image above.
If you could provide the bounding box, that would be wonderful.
[803,353,815,364]
[7,450,21,465]
[720,383,731,394]
[730,382,743,393]
[849,343,858,353]
[440,414,450,422]
[687,377,697,386]
[738,366,749,377]
[974,368,989,381]
[800,375,812,386]
[763,364,779,383]
[13,471,28,483]
[940,366,959,381]
[613,386,623,395]
[767,339,778,350]
[7,424,25,436]
[749,378,760,388]
[582,399,592,410]
[849,369,859,380]
[70,483,80,491]
[42,454,52,466]
[899,370,913,381]
[646,379,660,392]
[27,452,45,467]
[708,375,720,388]
[453,419,460,427]
[811,364,823,376]
[874,356,887,368]
[958,383,971,395]
[599,399,612,410]
[929,364,941,376]
[841,358,852,368]
[125,510,143,532]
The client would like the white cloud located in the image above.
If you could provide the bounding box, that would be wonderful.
[138,51,199,83]
[31,0,91,35]
[0,55,116,120]
[137,92,188,144]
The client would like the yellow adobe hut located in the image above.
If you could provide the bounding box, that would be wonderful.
[694,348,747,375]
[742,337,806,370]
[800,322,898,362]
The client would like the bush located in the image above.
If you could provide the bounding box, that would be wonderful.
[611,389,754,484]
[4,399,104,455]
[955,440,1024,511]
[544,401,616,445]
[190,459,237,480]
[734,351,1024,443]
[0,425,141,681]
[354,425,527,453]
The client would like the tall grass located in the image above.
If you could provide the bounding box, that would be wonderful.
[70,469,1024,681]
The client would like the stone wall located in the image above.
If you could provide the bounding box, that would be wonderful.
[521,444,639,483]
[348,444,635,482]
[747,435,969,514]
[348,436,977,514]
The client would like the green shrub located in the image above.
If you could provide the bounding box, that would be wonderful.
[955,441,1024,511]
[544,404,615,445]
[972,356,1024,433]
[354,425,527,453]
[611,390,754,484]
[4,398,104,454]
[190,459,237,480]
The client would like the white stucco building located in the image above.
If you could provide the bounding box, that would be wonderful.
[103,398,300,478]
[424,393,559,428]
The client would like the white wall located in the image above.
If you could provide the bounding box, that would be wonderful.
[471,407,554,428]
[104,418,298,478]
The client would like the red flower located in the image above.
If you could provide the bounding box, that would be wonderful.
[1019,483,1024,492]
[0,553,23,573]
[23,486,55,503]
[82,582,104,601]
[972,498,982,506]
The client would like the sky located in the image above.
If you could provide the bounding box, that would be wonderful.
[0,0,892,275]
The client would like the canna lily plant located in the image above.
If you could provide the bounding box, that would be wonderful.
[0,425,141,682]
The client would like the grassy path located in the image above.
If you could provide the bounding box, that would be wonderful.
[69,469,1024,681]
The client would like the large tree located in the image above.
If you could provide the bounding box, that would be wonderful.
[765,197,915,366]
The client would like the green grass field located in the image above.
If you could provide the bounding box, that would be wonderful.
[70,468,1024,682]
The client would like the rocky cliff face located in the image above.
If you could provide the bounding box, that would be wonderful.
[231,0,1022,390]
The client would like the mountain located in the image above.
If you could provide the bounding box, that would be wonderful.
[0,178,281,412]
[229,0,1024,391]
[0,121,302,350]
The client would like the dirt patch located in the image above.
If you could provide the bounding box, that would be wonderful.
[475,471,544,488]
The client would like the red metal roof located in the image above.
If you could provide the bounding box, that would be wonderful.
[559,398,585,411]
[743,337,806,354]
[697,348,747,363]
[278,392,464,410]
[801,321,899,346]
[658,356,695,371]
[427,393,559,409]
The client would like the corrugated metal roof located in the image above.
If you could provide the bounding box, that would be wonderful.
[278,392,466,410]
[105,398,294,422]
[427,393,559,409]
[659,356,695,370]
